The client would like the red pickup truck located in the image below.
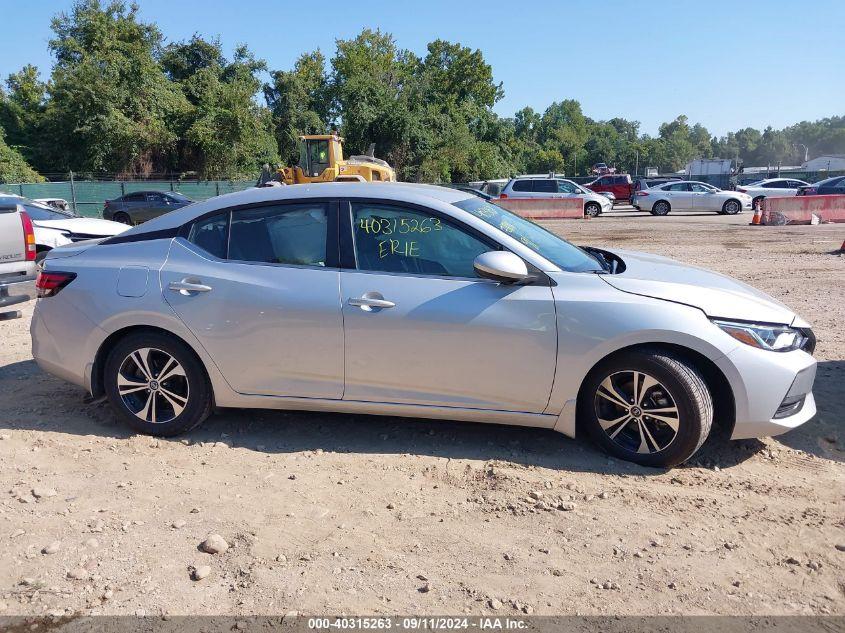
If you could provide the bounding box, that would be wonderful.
[586,174,633,204]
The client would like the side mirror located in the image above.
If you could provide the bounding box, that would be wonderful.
[473,251,532,284]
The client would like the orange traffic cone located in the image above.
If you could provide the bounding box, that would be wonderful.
[749,206,763,226]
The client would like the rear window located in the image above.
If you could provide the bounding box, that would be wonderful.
[511,180,532,192]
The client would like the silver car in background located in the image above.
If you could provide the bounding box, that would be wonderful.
[31,183,816,467]
[633,180,753,215]
[498,177,613,217]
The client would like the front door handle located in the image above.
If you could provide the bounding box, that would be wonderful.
[169,279,212,295]
[348,292,395,310]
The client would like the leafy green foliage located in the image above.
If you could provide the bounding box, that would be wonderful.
[2,3,844,182]
[0,127,44,183]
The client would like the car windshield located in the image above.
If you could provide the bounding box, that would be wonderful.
[169,193,190,202]
[454,197,604,273]
[0,196,77,220]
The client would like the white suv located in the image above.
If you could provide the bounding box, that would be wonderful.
[499,177,612,217]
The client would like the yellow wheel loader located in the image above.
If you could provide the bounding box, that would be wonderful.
[262,134,396,186]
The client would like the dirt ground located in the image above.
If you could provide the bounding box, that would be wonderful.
[0,208,843,618]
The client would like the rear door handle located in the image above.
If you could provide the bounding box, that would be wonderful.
[168,279,212,295]
[348,293,395,310]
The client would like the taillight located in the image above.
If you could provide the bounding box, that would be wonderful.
[499,193,508,199]
[636,191,649,196]
[19,211,36,261]
[737,187,747,193]
[35,271,77,298]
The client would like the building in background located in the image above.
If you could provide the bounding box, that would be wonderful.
[801,154,845,172]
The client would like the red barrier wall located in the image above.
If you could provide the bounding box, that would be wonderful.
[494,197,584,219]
[761,195,845,224]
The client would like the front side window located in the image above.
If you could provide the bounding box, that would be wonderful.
[556,180,578,194]
[455,197,603,273]
[351,203,490,278]
[689,183,710,192]
[229,204,328,266]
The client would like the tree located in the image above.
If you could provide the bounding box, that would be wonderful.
[264,51,330,165]
[0,126,44,183]
[166,40,279,178]
[42,0,189,175]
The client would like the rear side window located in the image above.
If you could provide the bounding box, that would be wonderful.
[351,203,490,278]
[511,180,532,192]
[532,180,556,193]
[667,183,690,191]
[188,213,229,259]
[124,193,146,202]
[229,204,328,266]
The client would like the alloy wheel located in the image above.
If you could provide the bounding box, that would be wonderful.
[724,200,740,214]
[117,348,190,424]
[593,370,680,454]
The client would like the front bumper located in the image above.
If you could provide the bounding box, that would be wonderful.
[716,344,818,440]
[0,273,36,315]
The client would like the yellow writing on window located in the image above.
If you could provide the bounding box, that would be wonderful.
[358,216,442,235]
[378,239,420,258]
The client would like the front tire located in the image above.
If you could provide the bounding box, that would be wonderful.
[651,200,671,216]
[580,349,713,467]
[585,202,602,217]
[722,199,741,215]
[104,332,212,436]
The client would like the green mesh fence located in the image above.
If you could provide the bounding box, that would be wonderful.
[0,180,257,217]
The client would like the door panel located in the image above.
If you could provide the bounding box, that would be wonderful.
[340,271,557,413]
[161,239,344,399]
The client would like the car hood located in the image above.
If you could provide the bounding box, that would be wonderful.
[33,217,129,237]
[600,249,797,325]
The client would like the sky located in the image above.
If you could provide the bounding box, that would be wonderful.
[1,0,843,137]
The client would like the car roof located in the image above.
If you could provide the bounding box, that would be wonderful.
[117,182,475,236]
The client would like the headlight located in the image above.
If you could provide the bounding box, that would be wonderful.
[712,319,806,352]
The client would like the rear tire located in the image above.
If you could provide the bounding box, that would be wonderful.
[722,199,741,215]
[104,332,212,436]
[113,212,133,225]
[580,348,713,468]
[651,200,671,216]
[585,202,602,217]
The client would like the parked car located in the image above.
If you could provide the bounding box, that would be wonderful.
[630,177,683,204]
[103,191,193,225]
[32,183,816,468]
[587,174,633,204]
[33,197,70,212]
[498,177,612,217]
[736,178,810,209]
[591,163,616,175]
[633,181,752,215]
[796,175,845,196]
[0,200,37,319]
[0,195,129,267]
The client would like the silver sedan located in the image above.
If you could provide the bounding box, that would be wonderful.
[31,183,816,467]
[633,181,753,215]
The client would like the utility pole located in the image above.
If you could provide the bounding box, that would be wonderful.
[634,150,639,177]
